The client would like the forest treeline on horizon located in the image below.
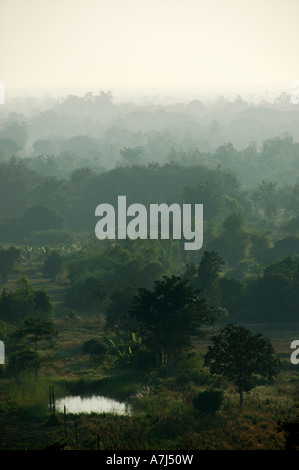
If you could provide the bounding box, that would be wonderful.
[0,91,299,325]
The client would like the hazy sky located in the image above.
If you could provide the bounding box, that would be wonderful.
[1,0,298,98]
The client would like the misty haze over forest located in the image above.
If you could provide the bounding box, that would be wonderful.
[1,0,299,451]
[1,89,299,187]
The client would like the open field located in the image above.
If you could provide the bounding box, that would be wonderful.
[0,303,298,450]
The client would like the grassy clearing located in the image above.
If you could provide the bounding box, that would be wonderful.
[0,360,297,450]
[0,270,298,450]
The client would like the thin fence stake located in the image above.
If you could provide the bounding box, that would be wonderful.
[52,386,55,416]
[49,386,52,412]
[64,405,67,438]
[74,421,79,450]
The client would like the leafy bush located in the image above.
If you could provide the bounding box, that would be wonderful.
[8,349,39,373]
[174,352,210,386]
[134,350,158,371]
[82,338,107,356]
[192,389,224,413]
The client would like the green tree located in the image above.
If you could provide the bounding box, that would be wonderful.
[215,142,239,168]
[43,250,63,279]
[197,251,225,303]
[105,285,137,332]
[252,180,281,220]
[22,205,65,235]
[0,119,28,149]
[15,315,58,376]
[204,323,280,406]
[34,290,53,317]
[0,246,21,283]
[120,146,145,166]
[0,277,53,323]
[17,316,57,355]
[130,275,218,376]
[218,278,244,319]
[64,276,106,313]
[184,251,225,305]
[222,212,249,265]
[8,349,40,374]
[82,338,108,367]
[249,230,271,260]
[182,182,223,220]
[0,277,35,323]
[245,257,299,322]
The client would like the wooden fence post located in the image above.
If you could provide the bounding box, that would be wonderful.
[52,386,55,416]
[49,386,52,412]
[74,421,79,450]
[64,405,67,438]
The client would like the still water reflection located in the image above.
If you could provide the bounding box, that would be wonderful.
[55,395,132,415]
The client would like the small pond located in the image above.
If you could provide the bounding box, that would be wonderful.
[55,395,132,415]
